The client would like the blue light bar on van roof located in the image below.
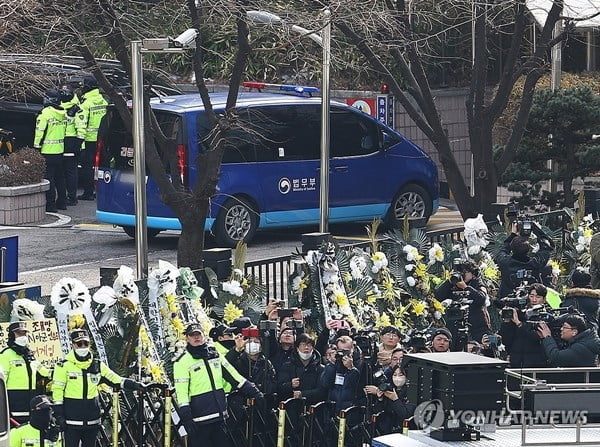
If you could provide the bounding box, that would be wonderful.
[242,81,320,97]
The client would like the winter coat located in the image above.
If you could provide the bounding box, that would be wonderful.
[225,349,277,394]
[561,288,600,330]
[371,386,416,434]
[542,329,600,367]
[499,313,548,368]
[495,233,553,299]
[434,277,491,343]
[270,345,295,376]
[320,362,360,411]
[277,350,326,405]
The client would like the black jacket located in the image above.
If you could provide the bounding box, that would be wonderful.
[270,345,295,376]
[277,350,326,405]
[542,329,600,367]
[495,233,553,299]
[499,312,548,368]
[371,386,416,434]
[225,349,277,394]
[561,288,600,330]
[434,277,491,343]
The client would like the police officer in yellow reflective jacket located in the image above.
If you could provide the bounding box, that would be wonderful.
[174,323,263,447]
[34,89,67,213]
[58,85,85,206]
[0,322,51,425]
[51,329,143,447]
[10,395,62,447]
[77,76,107,201]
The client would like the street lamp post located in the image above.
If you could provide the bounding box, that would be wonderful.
[247,9,332,233]
[131,32,197,279]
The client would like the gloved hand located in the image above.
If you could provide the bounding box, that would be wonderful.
[123,378,145,392]
[178,405,196,436]
[240,380,264,402]
[52,405,66,430]
[45,422,61,442]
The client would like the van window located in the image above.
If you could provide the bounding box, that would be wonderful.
[250,105,320,162]
[99,109,181,171]
[330,107,380,157]
[197,109,257,163]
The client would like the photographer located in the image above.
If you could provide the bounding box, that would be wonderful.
[498,283,549,368]
[277,333,326,405]
[364,365,415,434]
[320,335,360,412]
[434,259,491,346]
[538,315,600,367]
[225,327,277,394]
[496,222,554,299]
[561,268,600,332]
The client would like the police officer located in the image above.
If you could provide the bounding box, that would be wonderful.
[174,323,263,446]
[0,322,51,425]
[51,329,143,447]
[77,76,107,201]
[58,85,85,206]
[9,395,62,447]
[34,89,67,212]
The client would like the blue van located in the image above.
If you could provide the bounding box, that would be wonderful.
[95,87,439,246]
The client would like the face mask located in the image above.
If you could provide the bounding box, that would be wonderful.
[75,348,90,358]
[219,339,236,350]
[298,350,313,361]
[14,336,28,347]
[393,375,406,388]
[245,342,261,356]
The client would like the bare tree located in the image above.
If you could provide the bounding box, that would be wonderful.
[2,0,255,269]
[325,0,567,219]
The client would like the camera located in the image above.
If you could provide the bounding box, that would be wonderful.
[258,320,278,331]
[373,369,393,392]
[354,329,379,359]
[336,349,351,362]
[172,28,198,48]
[449,272,463,286]
[241,327,260,338]
[286,319,304,329]
[408,330,430,352]
[507,203,534,237]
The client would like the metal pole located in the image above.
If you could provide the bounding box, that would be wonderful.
[549,21,561,195]
[0,247,5,283]
[131,40,149,279]
[319,8,331,233]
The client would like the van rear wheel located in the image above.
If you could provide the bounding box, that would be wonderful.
[385,184,432,228]
[213,197,258,247]
[122,226,162,239]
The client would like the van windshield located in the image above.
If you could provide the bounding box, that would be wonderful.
[98,108,181,171]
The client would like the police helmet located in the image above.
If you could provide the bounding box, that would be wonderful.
[81,75,98,91]
[43,89,60,107]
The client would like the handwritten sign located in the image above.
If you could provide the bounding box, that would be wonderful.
[0,319,63,367]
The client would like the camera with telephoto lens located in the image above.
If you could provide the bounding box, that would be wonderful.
[495,280,530,319]
[507,203,533,237]
[373,369,393,392]
[354,329,379,359]
[336,349,351,363]
[408,329,430,352]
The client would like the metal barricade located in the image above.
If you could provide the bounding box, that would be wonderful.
[275,397,307,447]
[306,401,337,447]
[337,406,368,447]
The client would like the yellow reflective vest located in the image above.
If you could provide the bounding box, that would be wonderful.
[33,106,66,154]
[60,98,85,139]
[9,422,62,447]
[79,89,107,142]
[51,351,122,426]
[0,347,50,419]
[173,345,246,425]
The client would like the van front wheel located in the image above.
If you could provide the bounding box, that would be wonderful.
[213,197,259,247]
[122,226,162,239]
[385,184,432,228]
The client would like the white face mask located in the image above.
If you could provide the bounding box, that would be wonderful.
[245,342,261,356]
[14,336,28,347]
[393,375,406,388]
[298,350,313,361]
[75,348,90,357]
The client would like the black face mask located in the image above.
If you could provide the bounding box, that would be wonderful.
[219,339,236,350]
[30,409,52,430]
